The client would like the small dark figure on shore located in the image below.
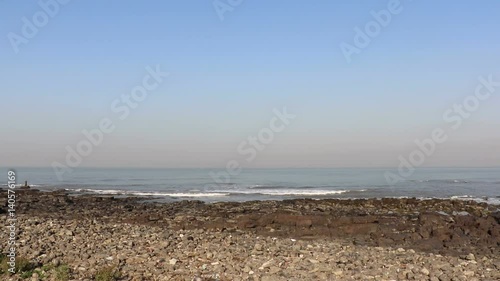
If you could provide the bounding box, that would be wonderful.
[20,180,30,189]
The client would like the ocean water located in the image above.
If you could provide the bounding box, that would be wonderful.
[2,167,499,204]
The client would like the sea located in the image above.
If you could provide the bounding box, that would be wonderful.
[2,167,500,204]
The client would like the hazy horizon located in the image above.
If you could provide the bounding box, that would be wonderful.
[1,1,499,169]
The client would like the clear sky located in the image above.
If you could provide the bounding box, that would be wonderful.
[1,0,499,168]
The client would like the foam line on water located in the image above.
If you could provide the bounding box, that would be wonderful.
[215,189,365,196]
[67,188,229,197]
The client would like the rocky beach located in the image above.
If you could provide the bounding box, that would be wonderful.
[1,189,499,280]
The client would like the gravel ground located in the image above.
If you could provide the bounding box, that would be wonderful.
[0,189,498,280]
[2,215,499,281]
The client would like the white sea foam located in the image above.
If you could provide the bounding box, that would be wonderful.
[450,195,500,205]
[67,188,117,194]
[66,187,364,197]
[218,189,355,196]
[130,192,229,197]
[67,188,229,197]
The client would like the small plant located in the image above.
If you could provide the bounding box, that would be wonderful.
[95,266,121,281]
[41,264,54,271]
[0,254,7,274]
[0,256,33,274]
[55,264,70,281]
[20,268,48,279]
[20,269,34,279]
[15,257,33,273]
[0,256,34,277]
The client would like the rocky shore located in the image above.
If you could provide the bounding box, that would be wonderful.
[1,189,499,280]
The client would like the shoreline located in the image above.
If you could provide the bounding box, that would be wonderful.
[1,189,499,280]
[6,186,500,205]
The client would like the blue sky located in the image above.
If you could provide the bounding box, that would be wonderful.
[1,0,499,168]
